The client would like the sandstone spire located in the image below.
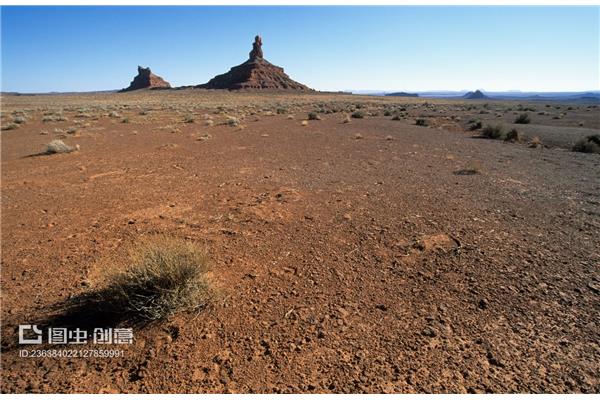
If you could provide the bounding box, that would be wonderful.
[197,35,310,91]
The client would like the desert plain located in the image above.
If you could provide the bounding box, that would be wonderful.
[1,90,599,393]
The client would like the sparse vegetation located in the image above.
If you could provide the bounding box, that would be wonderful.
[308,112,321,121]
[98,236,210,321]
[505,128,523,143]
[572,135,600,154]
[2,123,19,131]
[529,136,542,148]
[481,124,505,140]
[468,120,482,131]
[514,113,531,124]
[45,139,77,154]
[226,116,240,127]
[454,160,482,175]
[351,110,365,119]
[415,118,427,126]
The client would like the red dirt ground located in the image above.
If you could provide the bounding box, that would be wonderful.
[1,91,599,393]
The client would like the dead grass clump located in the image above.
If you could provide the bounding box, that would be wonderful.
[454,160,482,175]
[529,136,543,148]
[98,236,210,321]
[45,140,77,154]
[572,134,600,154]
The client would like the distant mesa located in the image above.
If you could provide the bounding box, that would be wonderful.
[197,35,311,91]
[120,66,171,92]
[463,90,488,99]
[385,92,419,97]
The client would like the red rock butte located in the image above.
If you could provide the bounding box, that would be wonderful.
[197,35,311,91]
[120,66,171,92]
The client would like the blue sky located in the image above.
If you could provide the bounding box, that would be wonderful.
[1,6,598,93]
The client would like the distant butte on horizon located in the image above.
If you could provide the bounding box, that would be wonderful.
[196,35,311,91]
[120,66,171,92]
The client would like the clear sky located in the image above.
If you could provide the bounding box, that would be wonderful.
[1,6,599,93]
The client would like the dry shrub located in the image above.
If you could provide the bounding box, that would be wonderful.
[514,113,531,124]
[504,128,523,143]
[226,116,240,127]
[46,140,77,154]
[308,112,321,121]
[481,124,505,140]
[98,236,210,321]
[529,136,542,148]
[573,134,600,154]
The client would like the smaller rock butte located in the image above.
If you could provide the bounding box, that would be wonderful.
[197,35,311,91]
[120,66,171,92]
[463,90,488,100]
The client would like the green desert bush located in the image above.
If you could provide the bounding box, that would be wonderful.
[572,135,600,154]
[351,110,365,119]
[514,113,531,124]
[98,236,211,321]
[415,118,427,126]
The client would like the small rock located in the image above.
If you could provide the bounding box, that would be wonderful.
[421,327,437,337]
[478,298,489,309]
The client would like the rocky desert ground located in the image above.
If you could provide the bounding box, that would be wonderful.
[1,90,599,393]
